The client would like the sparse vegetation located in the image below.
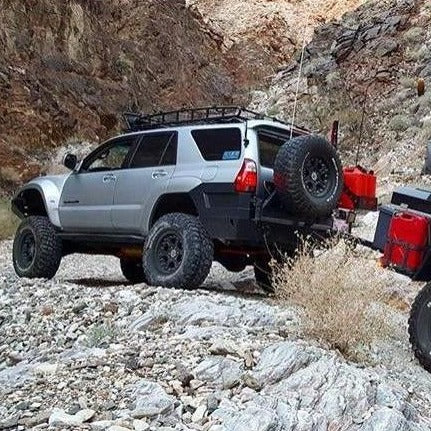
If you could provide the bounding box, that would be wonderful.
[0,166,21,184]
[399,76,416,89]
[273,240,390,359]
[389,114,411,132]
[405,45,430,62]
[86,323,118,348]
[403,27,423,43]
[0,199,19,240]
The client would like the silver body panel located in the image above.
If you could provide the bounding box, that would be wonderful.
[14,120,296,235]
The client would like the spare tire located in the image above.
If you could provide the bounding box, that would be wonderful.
[274,135,343,218]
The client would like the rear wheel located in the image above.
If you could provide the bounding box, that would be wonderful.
[409,283,431,372]
[143,213,213,289]
[120,258,147,284]
[13,216,62,279]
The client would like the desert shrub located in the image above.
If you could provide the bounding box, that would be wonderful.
[0,200,19,240]
[0,166,21,184]
[405,46,430,63]
[403,27,423,43]
[86,323,118,348]
[273,240,389,358]
[266,105,281,118]
[389,114,411,132]
[399,76,416,89]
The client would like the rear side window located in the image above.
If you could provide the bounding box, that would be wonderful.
[191,128,242,161]
[130,132,177,168]
[258,132,288,168]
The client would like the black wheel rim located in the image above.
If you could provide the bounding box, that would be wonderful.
[302,156,332,198]
[154,230,184,275]
[17,229,36,270]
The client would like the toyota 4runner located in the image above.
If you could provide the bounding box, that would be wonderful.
[11,107,345,290]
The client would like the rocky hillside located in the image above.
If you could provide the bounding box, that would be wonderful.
[0,0,249,190]
[188,0,367,80]
[252,0,431,196]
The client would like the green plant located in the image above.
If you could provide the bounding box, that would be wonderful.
[403,27,423,43]
[273,240,390,359]
[405,45,430,62]
[114,54,133,76]
[86,323,118,347]
[389,114,411,132]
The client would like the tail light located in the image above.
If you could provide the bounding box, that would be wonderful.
[234,159,257,193]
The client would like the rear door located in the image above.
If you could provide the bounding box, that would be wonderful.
[112,131,178,233]
[59,136,138,232]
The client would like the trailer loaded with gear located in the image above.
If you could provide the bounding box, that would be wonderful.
[368,186,431,373]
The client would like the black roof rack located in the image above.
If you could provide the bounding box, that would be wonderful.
[123,106,310,134]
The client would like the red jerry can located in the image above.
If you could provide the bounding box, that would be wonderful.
[383,211,429,273]
[339,166,377,210]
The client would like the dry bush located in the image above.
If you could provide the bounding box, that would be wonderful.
[273,240,389,358]
[0,166,21,184]
[0,200,19,240]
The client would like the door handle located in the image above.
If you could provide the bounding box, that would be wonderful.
[102,174,117,183]
[152,170,168,179]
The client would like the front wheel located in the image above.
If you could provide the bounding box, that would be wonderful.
[143,213,213,289]
[409,283,431,372]
[13,216,62,279]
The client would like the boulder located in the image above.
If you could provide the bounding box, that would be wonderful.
[49,408,95,427]
[131,380,175,418]
[249,341,319,388]
[194,356,243,389]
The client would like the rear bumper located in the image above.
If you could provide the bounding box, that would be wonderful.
[189,183,261,243]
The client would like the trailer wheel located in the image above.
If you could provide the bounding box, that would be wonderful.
[409,283,431,372]
[274,135,343,218]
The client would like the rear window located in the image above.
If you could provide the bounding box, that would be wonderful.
[191,128,242,161]
[258,132,289,168]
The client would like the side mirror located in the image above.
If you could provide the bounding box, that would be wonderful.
[63,153,78,171]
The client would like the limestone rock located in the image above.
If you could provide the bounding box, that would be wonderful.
[49,408,95,427]
[131,380,175,418]
[194,356,243,389]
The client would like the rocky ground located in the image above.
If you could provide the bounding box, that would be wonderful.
[3,214,431,430]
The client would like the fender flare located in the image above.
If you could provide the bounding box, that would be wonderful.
[12,180,63,227]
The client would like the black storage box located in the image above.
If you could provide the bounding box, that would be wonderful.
[391,186,431,215]
[373,205,400,251]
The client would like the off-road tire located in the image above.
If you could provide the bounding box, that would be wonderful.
[120,258,148,284]
[409,283,431,372]
[143,213,213,289]
[274,135,343,218]
[13,216,62,279]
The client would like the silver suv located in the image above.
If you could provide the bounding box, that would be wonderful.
[11,107,344,290]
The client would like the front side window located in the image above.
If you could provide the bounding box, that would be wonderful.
[191,128,242,161]
[83,138,136,172]
[130,132,177,168]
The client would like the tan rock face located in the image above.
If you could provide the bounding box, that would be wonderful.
[187,0,367,81]
[0,0,248,189]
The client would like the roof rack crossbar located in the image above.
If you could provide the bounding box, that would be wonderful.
[123,106,309,133]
